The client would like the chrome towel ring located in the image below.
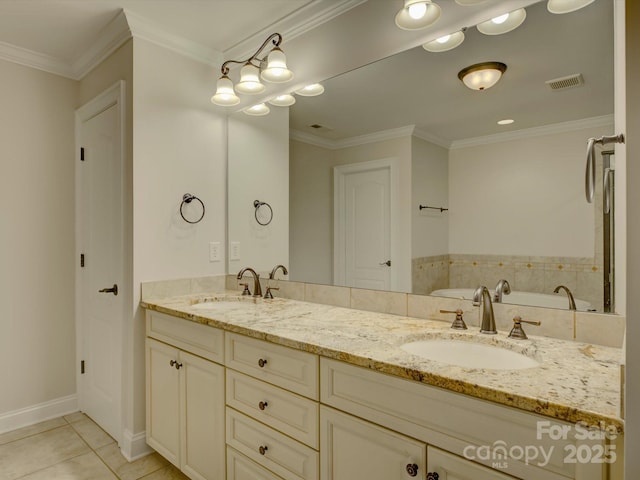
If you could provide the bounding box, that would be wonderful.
[254,200,273,226]
[180,193,205,224]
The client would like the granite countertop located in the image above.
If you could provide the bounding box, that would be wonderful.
[141,292,624,432]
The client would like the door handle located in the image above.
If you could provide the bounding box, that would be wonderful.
[98,284,118,296]
[379,260,391,266]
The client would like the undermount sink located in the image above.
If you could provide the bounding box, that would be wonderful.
[400,339,540,370]
[190,295,262,309]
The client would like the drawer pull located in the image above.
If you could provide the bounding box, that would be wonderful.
[169,360,183,370]
[406,463,419,477]
[426,473,439,480]
[258,358,268,368]
[258,401,268,410]
[259,445,268,455]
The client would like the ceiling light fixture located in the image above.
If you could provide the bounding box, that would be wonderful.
[497,119,514,125]
[395,0,441,30]
[422,30,465,52]
[268,94,296,107]
[458,62,507,90]
[243,103,270,116]
[476,8,526,35]
[547,0,595,14]
[295,83,325,96]
[211,33,293,106]
[454,0,487,4]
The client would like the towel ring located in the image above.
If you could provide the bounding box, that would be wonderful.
[254,200,273,226]
[180,193,205,224]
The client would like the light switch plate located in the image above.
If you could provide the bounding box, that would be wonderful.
[209,242,221,262]
[230,241,240,261]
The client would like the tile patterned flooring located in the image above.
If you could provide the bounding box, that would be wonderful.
[0,413,189,480]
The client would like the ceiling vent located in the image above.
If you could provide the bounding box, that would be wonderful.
[545,73,584,90]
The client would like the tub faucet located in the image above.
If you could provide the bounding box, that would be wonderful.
[554,285,577,310]
[269,264,288,280]
[473,286,497,334]
[494,279,511,303]
[237,267,262,298]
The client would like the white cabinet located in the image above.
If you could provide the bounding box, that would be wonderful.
[146,311,225,480]
[427,447,518,480]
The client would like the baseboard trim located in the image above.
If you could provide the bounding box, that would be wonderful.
[121,428,153,461]
[0,394,78,434]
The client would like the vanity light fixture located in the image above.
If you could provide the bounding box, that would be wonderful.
[458,62,507,90]
[422,30,465,52]
[454,0,487,4]
[268,94,296,107]
[243,103,270,116]
[211,33,293,106]
[295,83,325,96]
[547,0,595,14]
[476,8,526,35]
[395,0,441,30]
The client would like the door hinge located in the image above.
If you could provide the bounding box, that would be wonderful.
[81,360,85,374]
[80,254,85,268]
[80,147,85,161]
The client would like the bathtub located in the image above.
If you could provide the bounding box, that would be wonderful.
[430,288,592,311]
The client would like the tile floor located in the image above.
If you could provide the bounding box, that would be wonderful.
[0,413,189,480]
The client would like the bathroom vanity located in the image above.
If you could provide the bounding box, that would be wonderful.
[142,293,623,480]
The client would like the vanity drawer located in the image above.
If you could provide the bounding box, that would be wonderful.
[225,333,319,399]
[146,310,224,363]
[320,358,576,479]
[227,447,284,480]
[227,370,319,449]
[226,408,319,480]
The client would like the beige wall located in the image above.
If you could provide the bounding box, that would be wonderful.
[0,59,78,420]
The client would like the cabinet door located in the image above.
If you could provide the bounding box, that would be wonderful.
[227,447,284,480]
[321,406,426,480]
[146,338,181,468]
[181,350,225,480]
[427,447,519,480]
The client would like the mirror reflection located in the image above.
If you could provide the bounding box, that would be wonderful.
[229,0,617,313]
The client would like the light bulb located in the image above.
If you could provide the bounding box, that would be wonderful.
[492,13,509,24]
[295,83,325,96]
[268,94,296,107]
[243,103,270,116]
[436,34,451,44]
[408,2,427,19]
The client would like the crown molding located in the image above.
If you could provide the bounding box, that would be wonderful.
[291,125,418,150]
[450,114,615,149]
[0,40,74,78]
[223,0,366,60]
[412,127,451,149]
[290,129,337,149]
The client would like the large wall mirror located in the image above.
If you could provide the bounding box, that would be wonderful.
[228,0,619,314]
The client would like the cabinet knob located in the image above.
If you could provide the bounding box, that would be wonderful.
[169,360,182,370]
[258,358,268,368]
[258,401,268,411]
[426,473,439,480]
[406,463,418,477]
[259,445,268,455]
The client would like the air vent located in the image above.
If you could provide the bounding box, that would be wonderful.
[545,73,584,90]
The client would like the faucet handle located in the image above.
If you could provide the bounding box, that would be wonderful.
[508,316,541,339]
[239,282,251,296]
[440,309,468,330]
[264,287,280,299]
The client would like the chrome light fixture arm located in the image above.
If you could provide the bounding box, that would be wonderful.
[220,33,282,75]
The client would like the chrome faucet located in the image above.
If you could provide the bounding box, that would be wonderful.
[553,285,577,310]
[473,286,497,334]
[237,267,262,298]
[269,264,288,280]
[494,279,511,303]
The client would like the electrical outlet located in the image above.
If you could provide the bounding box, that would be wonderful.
[230,241,240,261]
[209,242,221,262]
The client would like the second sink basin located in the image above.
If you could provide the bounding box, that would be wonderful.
[400,339,540,370]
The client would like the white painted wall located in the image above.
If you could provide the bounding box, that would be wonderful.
[448,124,613,257]
[0,59,78,428]
[411,136,449,258]
[227,109,289,277]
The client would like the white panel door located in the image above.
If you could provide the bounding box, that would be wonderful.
[77,83,124,443]
[335,161,391,290]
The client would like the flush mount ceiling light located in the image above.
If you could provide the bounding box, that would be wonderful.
[395,0,441,30]
[211,33,293,106]
[268,94,296,107]
[458,62,507,90]
[547,0,595,14]
[243,103,270,116]
[476,8,526,35]
[422,30,465,52]
[295,83,325,96]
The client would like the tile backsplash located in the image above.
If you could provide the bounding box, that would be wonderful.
[142,274,624,348]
